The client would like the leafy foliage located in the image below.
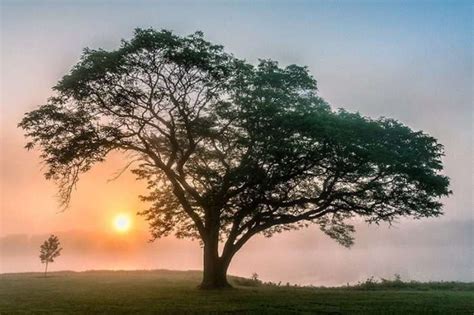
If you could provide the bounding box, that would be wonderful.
[20,29,451,281]
[39,235,62,264]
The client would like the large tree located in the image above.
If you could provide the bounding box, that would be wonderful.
[20,29,451,289]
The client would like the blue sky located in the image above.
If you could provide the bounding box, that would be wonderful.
[1,1,472,284]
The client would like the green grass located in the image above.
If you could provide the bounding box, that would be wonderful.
[1,270,473,314]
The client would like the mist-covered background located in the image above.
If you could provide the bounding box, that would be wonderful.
[1,1,472,286]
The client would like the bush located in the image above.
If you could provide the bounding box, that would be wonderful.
[231,275,262,287]
[352,274,474,291]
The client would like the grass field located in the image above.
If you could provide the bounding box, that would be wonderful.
[1,270,473,314]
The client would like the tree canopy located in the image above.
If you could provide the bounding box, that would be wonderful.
[20,29,451,288]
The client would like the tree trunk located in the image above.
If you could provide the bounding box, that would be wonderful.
[44,262,48,278]
[200,252,230,289]
[199,235,231,289]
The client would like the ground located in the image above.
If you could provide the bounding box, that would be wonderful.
[1,270,473,314]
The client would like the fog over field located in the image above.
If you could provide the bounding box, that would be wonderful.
[2,219,472,286]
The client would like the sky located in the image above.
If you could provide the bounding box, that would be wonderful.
[0,0,472,285]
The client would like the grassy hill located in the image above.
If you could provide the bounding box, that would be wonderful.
[1,270,473,314]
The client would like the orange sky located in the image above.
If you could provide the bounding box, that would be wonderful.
[1,1,472,285]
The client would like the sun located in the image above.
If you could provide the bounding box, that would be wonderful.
[113,214,132,233]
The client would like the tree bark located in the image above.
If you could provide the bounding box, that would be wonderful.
[200,252,231,289]
[199,233,231,289]
[44,262,48,278]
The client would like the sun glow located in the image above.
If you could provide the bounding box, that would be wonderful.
[113,214,131,233]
